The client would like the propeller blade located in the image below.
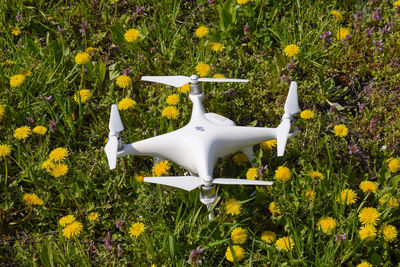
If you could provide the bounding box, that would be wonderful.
[141,76,190,88]
[144,176,203,191]
[198,78,249,83]
[284,81,299,115]
[104,136,118,169]
[276,119,291,157]
[109,104,124,132]
[213,178,273,186]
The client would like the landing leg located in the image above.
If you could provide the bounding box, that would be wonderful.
[200,185,218,220]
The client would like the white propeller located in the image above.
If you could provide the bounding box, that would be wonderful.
[104,105,124,169]
[141,75,248,88]
[144,176,273,191]
[276,81,299,156]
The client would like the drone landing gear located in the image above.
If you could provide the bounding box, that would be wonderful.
[200,185,218,220]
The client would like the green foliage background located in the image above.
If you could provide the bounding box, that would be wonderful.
[0,0,399,266]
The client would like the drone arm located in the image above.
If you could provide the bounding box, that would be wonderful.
[188,93,206,122]
[117,138,163,158]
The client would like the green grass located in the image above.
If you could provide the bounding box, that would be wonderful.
[1,0,400,266]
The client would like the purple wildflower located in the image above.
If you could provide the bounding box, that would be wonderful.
[365,27,374,37]
[353,11,363,28]
[244,22,250,36]
[224,88,236,96]
[208,0,216,5]
[122,69,132,76]
[372,39,383,53]
[150,47,157,53]
[320,32,333,44]
[188,246,204,265]
[117,245,123,257]
[137,53,144,60]
[26,117,34,124]
[363,84,373,94]
[116,219,126,230]
[335,233,346,242]
[16,11,21,22]
[135,6,146,16]
[357,101,366,111]
[280,74,291,82]
[396,5,400,14]
[49,120,57,131]
[57,25,63,34]
[348,144,360,155]
[372,7,381,22]
[286,60,295,71]
[79,21,88,37]
[103,232,114,251]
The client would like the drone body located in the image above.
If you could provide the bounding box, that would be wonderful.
[105,75,299,218]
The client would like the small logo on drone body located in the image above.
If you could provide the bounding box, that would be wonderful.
[195,126,205,131]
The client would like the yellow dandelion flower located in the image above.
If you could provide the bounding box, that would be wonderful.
[23,193,44,206]
[124,29,140,42]
[49,147,69,162]
[359,181,378,194]
[246,167,258,180]
[379,194,399,209]
[275,236,294,251]
[85,47,97,54]
[19,69,32,77]
[308,170,325,180]
[0,105,5,121]
[359,225,377,241]
[210,42,225,52]
[237,0,250,4]
[381,225,397,242]
[195,62,211,77]
[59,215,76,226]
[32,126,47,135]
[275,166,291,182]
[284,44,300,57]
[11,26,21,36]
[129,222,146,238]
[195,26,209,38]
[213,73,225,78]
[232,153,248,166]
[304,190,316,201]
[356,262,372,267]
[337,27,351,40]
[63,221,83,239]
[134,174,145,182]
[387,158,400,173]
[166,94,179,105]
[261,231,276,244]
[41,158,54,172]
[161,106,179,120]
[334,124,348,137]
[260,139,277,150]
[116,75,132,88]
[51,163,68,178]
[300,110,315,120]
[10,74,26,87]
[331,10,343,21]
[118,97,136,110]
[225,245,245,262]
[74,89,92,104]
[337,189,357,205]
[75,52,91,65]
[225,198,242,216]
[14,126,31,140]
[152,160,170,176]
[269,201,281,214]
[231,227,247,244]
[0,144,12,158]
[178,83,190,93]
[318,217,337,233]
[394,0,400,8]
[88,212,99,221]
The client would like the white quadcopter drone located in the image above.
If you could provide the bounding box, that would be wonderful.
[105,75,299,218]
